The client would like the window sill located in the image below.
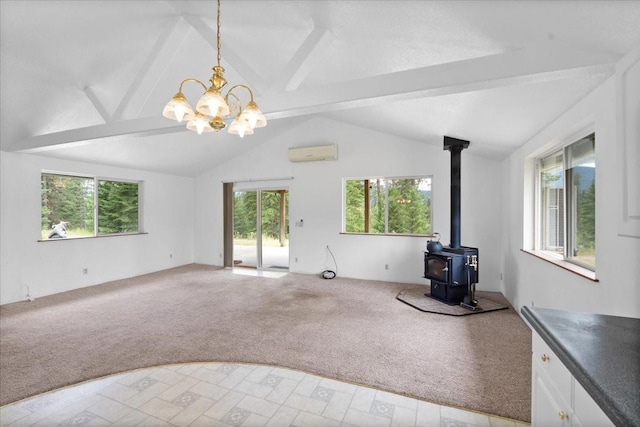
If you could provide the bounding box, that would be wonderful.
[38,232,148,242]
[521,249,598,282]
[340,232,437,238]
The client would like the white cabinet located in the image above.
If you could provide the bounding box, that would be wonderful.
[572,380,616,427]
[532,370,571,427]
[531,331,614,427]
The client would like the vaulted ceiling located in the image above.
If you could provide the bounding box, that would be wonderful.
[2,1,639,176]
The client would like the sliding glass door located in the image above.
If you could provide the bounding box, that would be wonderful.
[233,189,288,270]
[233,190,258,268]
[260,190,289,270]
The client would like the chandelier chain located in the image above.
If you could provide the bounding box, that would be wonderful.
[216,0,221,67]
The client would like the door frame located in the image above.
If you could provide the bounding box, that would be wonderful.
[224,184,289,271]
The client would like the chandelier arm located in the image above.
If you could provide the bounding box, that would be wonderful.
[226,84,255,102]
[225,91,241,105]
[225,91,242,116]
[178,78,208,93]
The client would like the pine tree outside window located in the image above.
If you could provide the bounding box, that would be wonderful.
[536,133,595,270]
[344,176,432,235]
[41,173,141,239]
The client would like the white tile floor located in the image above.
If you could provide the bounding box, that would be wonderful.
[0,363,529,427]
[231,269,289,279]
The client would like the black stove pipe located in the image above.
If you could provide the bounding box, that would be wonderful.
[444,136,470,249]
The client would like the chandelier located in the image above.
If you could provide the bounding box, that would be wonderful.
[162,0,266,137]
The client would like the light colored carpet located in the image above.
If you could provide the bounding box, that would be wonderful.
[0,264,531,421]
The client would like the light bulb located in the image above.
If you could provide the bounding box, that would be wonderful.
[186,112,213,134]
[243,101,266,129]
[245,112,257,129]
[174,104,186,123]
[196,89,230,117]
[228,113,253,138]
[163,92,194,122]
[196,120,206,135]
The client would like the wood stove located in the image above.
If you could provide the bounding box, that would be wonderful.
[424,136,480,308]
[425,246,478,304]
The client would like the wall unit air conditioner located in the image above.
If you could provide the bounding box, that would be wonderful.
[288,144,337,162]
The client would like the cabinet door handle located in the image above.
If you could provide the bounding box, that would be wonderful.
[558,411,568,420]
[541,353,549,362]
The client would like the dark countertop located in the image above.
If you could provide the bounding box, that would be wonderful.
[521,306,640,427]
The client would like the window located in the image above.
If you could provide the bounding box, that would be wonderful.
[537,133,595,269]
[41,173,141,239]
[344,176,432,235]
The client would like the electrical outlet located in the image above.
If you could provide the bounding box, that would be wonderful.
[295,257,298,263]
[385,264,389,270]
[82,268,88,275]
[169,254,173,259]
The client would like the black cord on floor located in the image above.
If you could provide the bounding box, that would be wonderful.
[321,245,338,279]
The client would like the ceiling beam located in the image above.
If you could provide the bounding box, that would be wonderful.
[10,117,185,153]
[112,16,191,121]
[270,25,333,93]
[83,86,112,123]
[262,43,618,119]
[9,44,617,153]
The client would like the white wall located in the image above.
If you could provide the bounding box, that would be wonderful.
[501,57,640,318]
[0,151,195,305]
[8,69,636,313]
[195,117,504,291]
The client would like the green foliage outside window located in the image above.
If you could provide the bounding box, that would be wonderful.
[260,191,287,242]
[345,180,366,233]
[233,191,258,239]
[97,180,139,234]
[345,177,431,235]
[41,173,140,239]
[233,190,288,245]
[576,179,595,256]
[386,178,430,234]
[537,133,595,269]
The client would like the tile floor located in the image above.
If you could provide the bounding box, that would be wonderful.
[0,363,529,427]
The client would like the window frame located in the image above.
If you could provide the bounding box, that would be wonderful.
[40,171,144,241]
[534,131,596,272]
[342,175,433,236]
